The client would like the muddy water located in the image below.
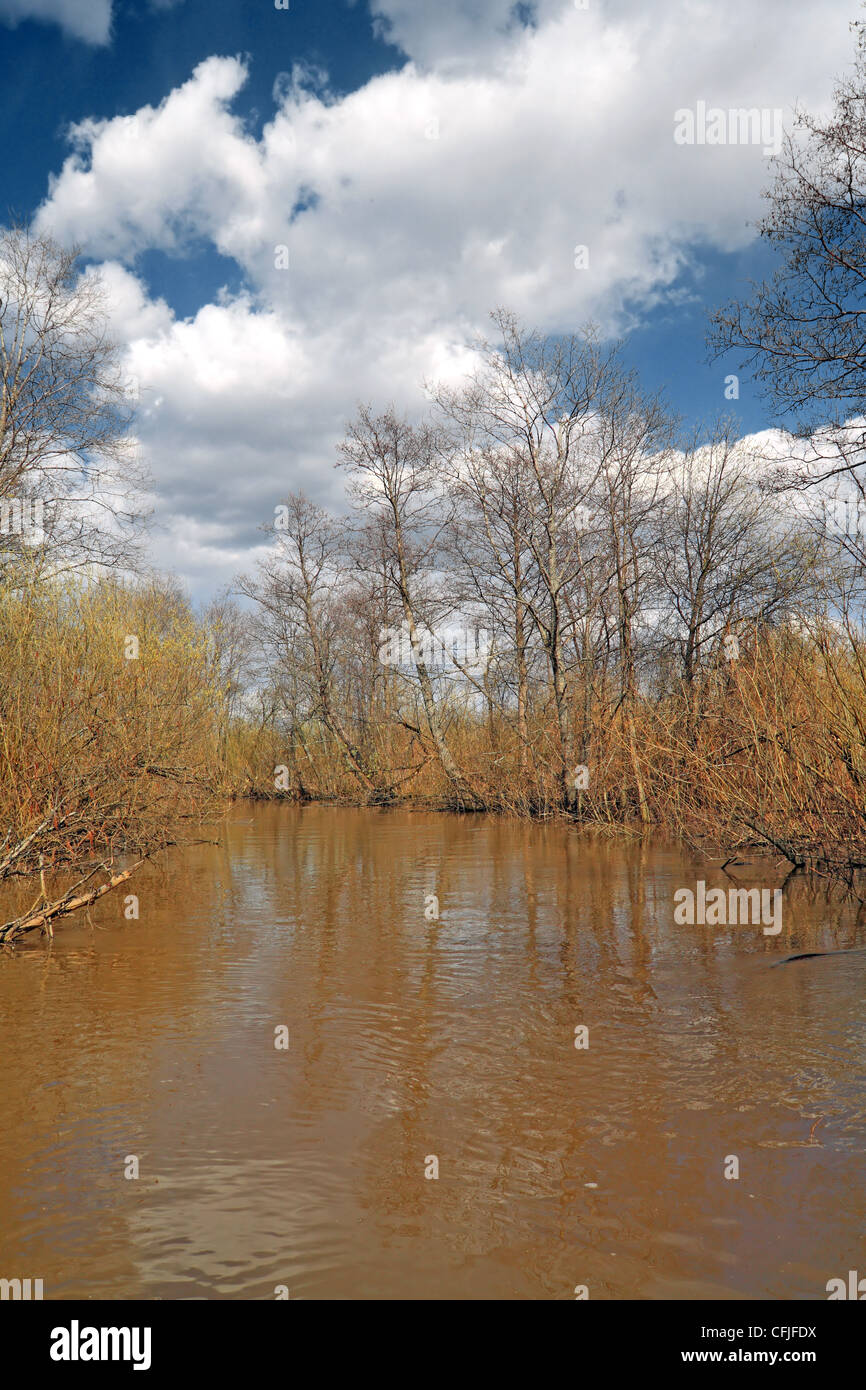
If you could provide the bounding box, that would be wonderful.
[1,804,865,1301]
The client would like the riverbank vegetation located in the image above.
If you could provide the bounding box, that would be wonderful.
[0,228,221,942]
[231,359,866,879]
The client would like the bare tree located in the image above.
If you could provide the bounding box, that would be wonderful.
[590,368,673,821]
[708,18,866,505]
[0,225,145,575]
[443,443,541,796]
[436,310,625,811]
[336,405,478,805]
[201,591,256,774]
[655,421,814,727]
[239,492,386,797]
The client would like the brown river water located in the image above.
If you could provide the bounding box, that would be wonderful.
[1,803,865,1301]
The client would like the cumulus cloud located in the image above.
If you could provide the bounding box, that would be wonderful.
[31,0,861,593]
[0,0,112,43]
[38,4,857,329]
[89,265,478,594]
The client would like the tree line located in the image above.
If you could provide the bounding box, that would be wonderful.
[231,311,863,875]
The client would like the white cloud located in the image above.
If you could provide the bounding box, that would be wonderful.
[0,0,112,43]
[366,0,570,71]
[41,58,255,260]
[31,0,862,592]
[38,5,857,327]
[91,266,478,594]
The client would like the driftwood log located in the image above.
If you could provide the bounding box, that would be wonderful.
[0,860,144,945]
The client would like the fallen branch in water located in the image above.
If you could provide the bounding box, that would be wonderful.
[0,859,145,946]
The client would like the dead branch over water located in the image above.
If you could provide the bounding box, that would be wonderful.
[0,859,143,945]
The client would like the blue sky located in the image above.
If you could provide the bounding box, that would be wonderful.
[0,0,859,594]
